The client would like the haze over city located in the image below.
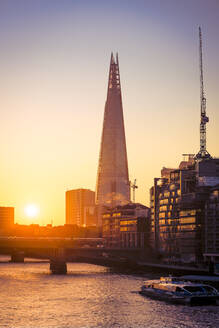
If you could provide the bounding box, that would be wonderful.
[0,0,219,225]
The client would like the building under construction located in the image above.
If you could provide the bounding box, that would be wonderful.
[150,28,219,269]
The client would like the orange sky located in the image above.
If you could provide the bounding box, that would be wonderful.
[0,0,218,225]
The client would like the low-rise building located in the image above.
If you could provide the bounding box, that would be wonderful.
[0,207,14,232]
[102,203,150,249]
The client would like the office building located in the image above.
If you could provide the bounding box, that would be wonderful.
[65,189,96,226]
[150,156,219,265]
[0,206,14,231]
[102,203,150,249]
[204,185,219,265]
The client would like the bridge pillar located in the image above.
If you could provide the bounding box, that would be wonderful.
[10,251,25,263]
[50,248,67,274]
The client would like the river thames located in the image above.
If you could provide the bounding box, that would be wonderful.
[0,257,219,328]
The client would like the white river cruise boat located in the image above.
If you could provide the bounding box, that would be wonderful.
[140,277,219,305]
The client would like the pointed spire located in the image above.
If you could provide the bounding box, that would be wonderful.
[107,52,121,93]
[110,52,115,64]
[96,53,130,213]
[116,52,119,65]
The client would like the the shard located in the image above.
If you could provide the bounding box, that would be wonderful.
[96,53,130,208]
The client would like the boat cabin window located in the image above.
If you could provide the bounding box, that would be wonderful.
[175,287,184,292]
[145,284,154,288]
[202,286,215,293]
[183,286,204,293]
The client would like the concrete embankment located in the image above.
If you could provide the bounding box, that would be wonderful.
[136,261,210,276]
[68,256,212,275]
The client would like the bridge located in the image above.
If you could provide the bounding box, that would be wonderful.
[0,237,144,274]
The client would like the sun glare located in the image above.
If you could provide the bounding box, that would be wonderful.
[25,204,39,219]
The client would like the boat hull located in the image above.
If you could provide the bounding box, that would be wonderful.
[139,290,219,306]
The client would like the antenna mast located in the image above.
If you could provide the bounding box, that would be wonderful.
[195,27,211,160]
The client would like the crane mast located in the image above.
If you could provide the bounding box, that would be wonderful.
[195,27,211,159]
[130,179,138,203]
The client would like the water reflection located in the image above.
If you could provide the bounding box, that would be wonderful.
[0,259,218,328]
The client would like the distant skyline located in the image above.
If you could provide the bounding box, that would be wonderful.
[0,0,219,225]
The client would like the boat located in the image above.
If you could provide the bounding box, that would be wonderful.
[140,277,219,305]
[179,275,219,291]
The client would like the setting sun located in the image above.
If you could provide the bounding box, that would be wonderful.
[25,204,39,219]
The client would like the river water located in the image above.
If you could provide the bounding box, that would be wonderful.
[0,256,219,328]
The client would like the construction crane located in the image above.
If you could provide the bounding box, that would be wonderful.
[195,27,211,160]
[129,179,138,203]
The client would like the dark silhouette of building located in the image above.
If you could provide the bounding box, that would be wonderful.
[96,53,130,219]
[10,223,100,239]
